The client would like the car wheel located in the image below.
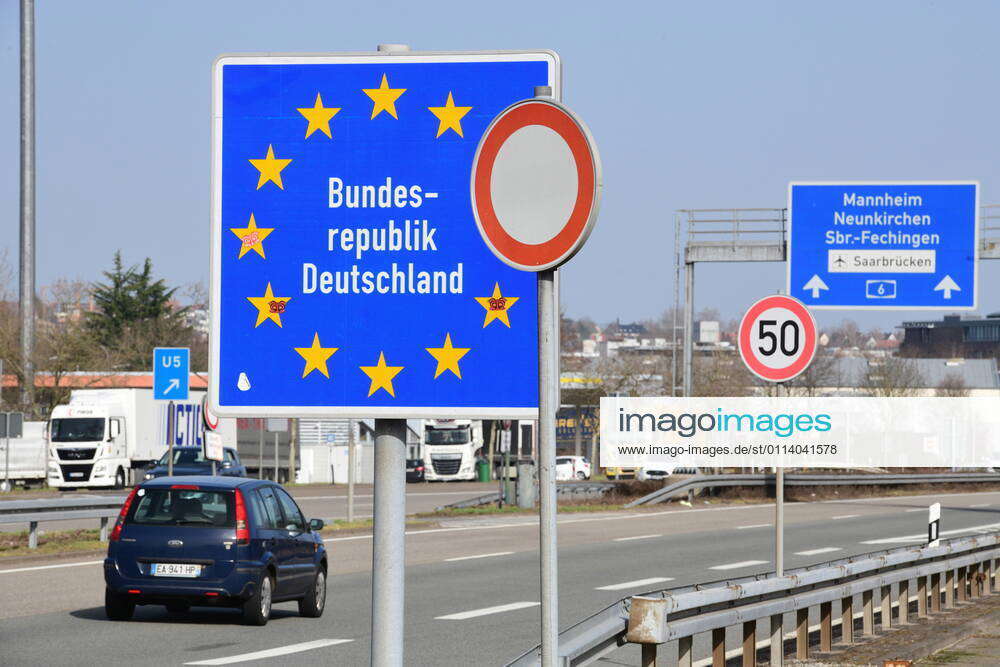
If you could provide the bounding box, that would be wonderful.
[242,572,273,626]
[298,569,327,618]
[165,601,190,614]
[114,468,126,490]
[105,588,135,621]
[576,471,586,480]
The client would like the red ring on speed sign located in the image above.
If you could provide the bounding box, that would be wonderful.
[471,99,600,271]
[202,395,219,431]
[738,295,817,382]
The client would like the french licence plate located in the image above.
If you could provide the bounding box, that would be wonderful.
[151,563,202,577]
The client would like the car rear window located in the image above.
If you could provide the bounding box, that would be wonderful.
[128,488,235,527]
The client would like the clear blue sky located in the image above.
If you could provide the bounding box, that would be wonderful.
[1,0,997,330]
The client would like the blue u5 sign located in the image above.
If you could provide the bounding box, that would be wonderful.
[153,347,190,401]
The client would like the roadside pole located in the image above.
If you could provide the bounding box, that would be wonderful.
[775,466,784,576]
[19,0,36,410]
[273,432,279,482]
[372,418,406,667]
[538,266,559,667]
[574,405,582,457]
[167,402,174,477]
[288,419,297,484]
[257,419,263,479]
[3,414,10,493]
[347,418,356,523]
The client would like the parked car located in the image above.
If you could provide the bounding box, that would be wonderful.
[605,466,637,480]
[636,468,670,481]
[406,458,425,483]
[104,476,327,625]
[144,446,246,480]
[555,456,591,481]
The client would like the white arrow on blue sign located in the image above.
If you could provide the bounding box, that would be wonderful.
[788,181,979,310]
[153,347,190,401]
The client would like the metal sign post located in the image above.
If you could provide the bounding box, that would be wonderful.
[347,418,356,523]
[471,87,600,667]
[1,413,9,493]
[209,45,560,665]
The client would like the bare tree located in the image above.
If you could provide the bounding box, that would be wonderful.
[936,373,970,397]
[863,357,925,397]
[693,350,751,396]
[786,352,842,396]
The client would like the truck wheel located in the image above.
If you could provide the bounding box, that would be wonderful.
[105,588,135,621]
[114,469,126,489]
[298,568,326,618]
[242,572,273,626]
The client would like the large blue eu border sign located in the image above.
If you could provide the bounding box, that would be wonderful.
[209,52,558,418]
[788,182,979,310]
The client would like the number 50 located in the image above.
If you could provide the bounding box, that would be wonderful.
[757,319,800,356]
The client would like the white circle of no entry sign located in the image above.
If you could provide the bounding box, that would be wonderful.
[738,295,818,382]
[471,97,601,272]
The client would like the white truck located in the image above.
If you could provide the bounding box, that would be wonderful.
[47,388,236,489]
[423,419,483,481]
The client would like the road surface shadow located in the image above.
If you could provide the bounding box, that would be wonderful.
[70,604,300,625]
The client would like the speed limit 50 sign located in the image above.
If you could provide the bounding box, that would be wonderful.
[738,295,817,382]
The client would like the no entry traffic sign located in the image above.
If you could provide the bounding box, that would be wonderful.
[738,295,817,382]
[471,97,600,272]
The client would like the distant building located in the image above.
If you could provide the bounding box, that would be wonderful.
[795,357,1000,397]
[900,314,1000,359]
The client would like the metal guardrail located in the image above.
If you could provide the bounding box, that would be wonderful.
[0,495,126,548]
[627,472,1000,507]
[437,481,619,510]
[508,533,1000,666]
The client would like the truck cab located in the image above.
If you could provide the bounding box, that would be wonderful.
[423,420,482,482]
[48,403,129,489]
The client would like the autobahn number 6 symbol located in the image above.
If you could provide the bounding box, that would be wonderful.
[738,295,817,383]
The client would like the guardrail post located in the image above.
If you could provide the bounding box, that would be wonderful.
[862,590,874,636]
[985,560,993,595]
[820,602,832,651]
[917,576,927,617]
[28,520,37,549]
[898,580,909,624]
[742,620,756,666]
[677,636,692,667]
[958,566,968,602]
[640,644,656,667]
[881,585,891,629]
[712,627,725,667]
[100,516,109,542]
[795,608,808,659]
[946,569,955,608]
[931,573,941,612]
[994,558,999,592]
[970,563,980,599]
[841,595,854,644]
[770,614,783,666]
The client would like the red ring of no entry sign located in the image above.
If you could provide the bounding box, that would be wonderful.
[738,295,817,382]
[472,100,598,270]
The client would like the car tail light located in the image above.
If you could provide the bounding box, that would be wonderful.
[204,592,219,597]
[234,489,250,545]
[416,466,424,472]
[127,589,141,594]
[110,487,139,542]
[171,484,199,490]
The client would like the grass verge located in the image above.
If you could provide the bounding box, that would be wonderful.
[0,528,106,560]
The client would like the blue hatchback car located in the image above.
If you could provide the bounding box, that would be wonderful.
[104,476,327,625]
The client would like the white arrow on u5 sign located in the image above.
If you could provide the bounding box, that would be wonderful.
[933,275,961,299]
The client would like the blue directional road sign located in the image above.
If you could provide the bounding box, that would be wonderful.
[788,182,979,310]
[153,347,190,401]
[210,52,557,418]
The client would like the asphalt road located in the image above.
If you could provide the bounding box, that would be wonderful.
[3,489,1000,666]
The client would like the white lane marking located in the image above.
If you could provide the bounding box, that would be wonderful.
[444,551,514,562]
[795,547,842,556]
[0,560,103,575]
[832,514,860,520]
[970,503,991,508]
[435,601,538,620]
[613,534,662,542]
[709,560,768,571]
[737,523,772,530]
[184,639,353,665]
[862,520,1000,544]
[905,508,926,512]
[596,577,674,591]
